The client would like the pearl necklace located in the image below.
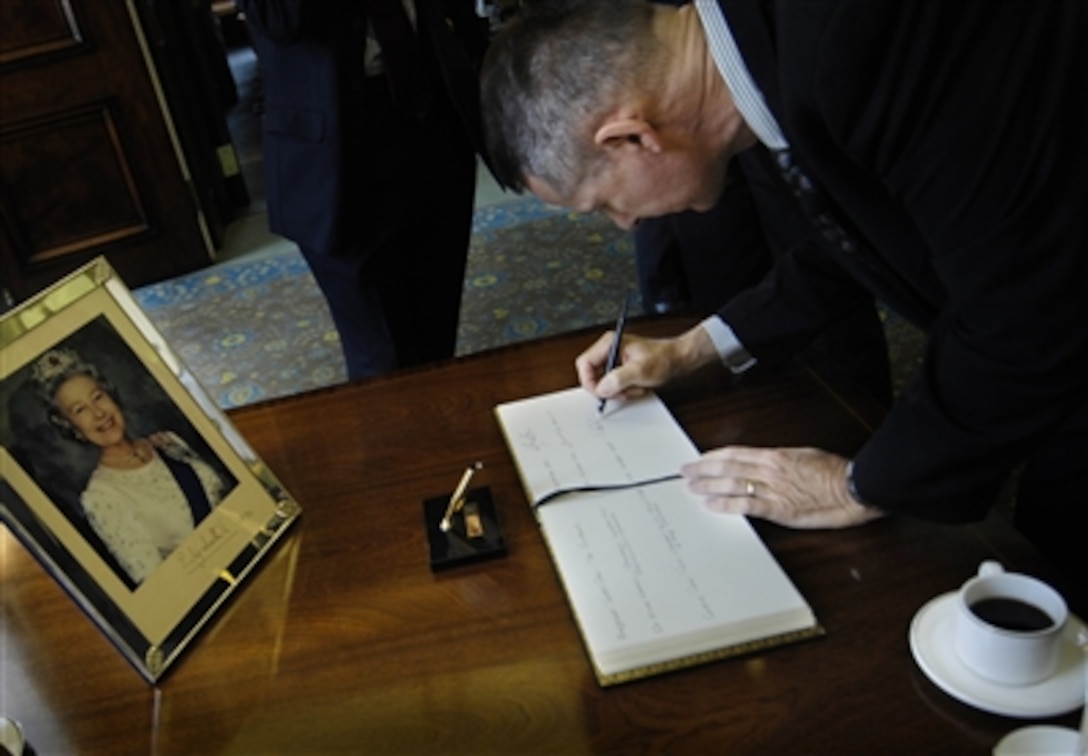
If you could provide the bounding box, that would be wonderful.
[102,439,153,469]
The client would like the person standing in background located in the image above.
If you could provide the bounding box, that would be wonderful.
[240,0,492,379]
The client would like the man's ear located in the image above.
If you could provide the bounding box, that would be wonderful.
[593,116,663,154]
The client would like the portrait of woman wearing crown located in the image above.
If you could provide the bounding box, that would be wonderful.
[2,317,237,588]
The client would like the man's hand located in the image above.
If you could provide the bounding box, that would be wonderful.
[681,446,886,528]
[575,324,719,402]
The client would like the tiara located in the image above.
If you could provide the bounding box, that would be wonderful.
[31,348,89,388]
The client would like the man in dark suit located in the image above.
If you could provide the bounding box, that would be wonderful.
[635,149,894,407]
[241,0,490,379]
[480,0,1087,580]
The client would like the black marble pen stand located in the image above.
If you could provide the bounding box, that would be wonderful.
[423,486,507,572]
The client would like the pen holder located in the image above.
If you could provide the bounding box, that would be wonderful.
[422,486,506,572]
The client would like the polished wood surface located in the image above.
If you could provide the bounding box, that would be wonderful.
[4,316,1084,754]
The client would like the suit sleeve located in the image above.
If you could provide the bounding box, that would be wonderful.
[715,150,881,368]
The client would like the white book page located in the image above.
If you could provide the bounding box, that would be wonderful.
[496,388,814,678]
[538,481,812,675]
[496,388,697,503]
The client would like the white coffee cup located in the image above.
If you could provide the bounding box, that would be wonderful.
[954,561,1068,686]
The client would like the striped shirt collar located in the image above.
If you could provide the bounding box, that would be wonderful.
[694,0,789,150]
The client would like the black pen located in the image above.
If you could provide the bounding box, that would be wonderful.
[598,291,632,414]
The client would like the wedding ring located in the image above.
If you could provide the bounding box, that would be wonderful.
[745,479,757,497]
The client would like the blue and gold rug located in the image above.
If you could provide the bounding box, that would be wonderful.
[133,195,924,410]
[458,199,636,353]
[133,197,635,409]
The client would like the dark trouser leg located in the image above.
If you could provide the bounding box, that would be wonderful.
[326,75,475,379]
[634,216,690,314]
[805,304,892,407]
[374,100,475,368]
[298,245,398,380]
[633,162,772,315]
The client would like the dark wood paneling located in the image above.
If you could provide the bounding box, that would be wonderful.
[0,0,212,302]
[0,0,85,65]
[1,102,149,264]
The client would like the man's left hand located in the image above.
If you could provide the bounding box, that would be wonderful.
[681,446,886,528]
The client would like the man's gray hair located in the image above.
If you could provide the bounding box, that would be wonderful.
[481,0,659,195]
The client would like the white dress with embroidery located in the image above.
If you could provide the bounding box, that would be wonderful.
[81,432,224,585]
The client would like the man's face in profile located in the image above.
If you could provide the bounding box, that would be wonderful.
[525,137,731,230]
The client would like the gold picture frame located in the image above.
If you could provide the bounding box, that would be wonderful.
[0,258,300,682]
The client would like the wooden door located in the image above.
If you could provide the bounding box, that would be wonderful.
[0,0,213,304]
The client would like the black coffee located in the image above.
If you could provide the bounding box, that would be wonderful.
[969,597,1053,632]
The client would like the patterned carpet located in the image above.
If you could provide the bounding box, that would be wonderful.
[133,195,925,410]
[133,197,638,408]
[458,199,637,352]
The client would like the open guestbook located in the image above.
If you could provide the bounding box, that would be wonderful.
[495,387,823,685]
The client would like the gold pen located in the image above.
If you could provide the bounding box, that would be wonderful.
[439,461,483,532]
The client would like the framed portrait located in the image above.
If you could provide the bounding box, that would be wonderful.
[0,258,301,682]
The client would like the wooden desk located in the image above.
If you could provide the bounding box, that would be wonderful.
[4,316,1084,753]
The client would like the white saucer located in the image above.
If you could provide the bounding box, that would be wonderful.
[993,725,1081,755]
[909,592,1086,718]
